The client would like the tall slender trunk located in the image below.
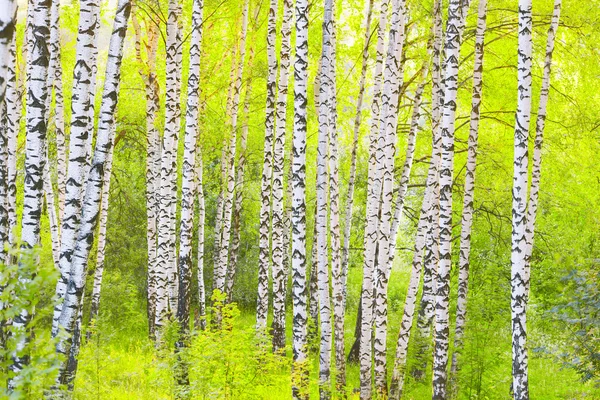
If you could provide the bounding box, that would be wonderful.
[134,12,161,337]
[9,0,50,385]
[256,0,279,332]
[226,46,255,302]
[372,1,408,394]
[341,0,374,311]
[6,36,19,244]
[196,151,207,330]
[291,0,309,396]
[43,150,60,266]
[358,1,388,396]
[325,5,348,392]
[523,0,561,300]
[449,0,487,393]
[89,130,115,323]
[0,33,17,256]
[271,0,293,352]
[510,0,533,398]
[176,0,204,346]
[413,0,444,381]
[52,0,101,337]
[316,1,336,396]
[155,0,183,333]
[54,0,131,386]
[308,215,319,332]
[433,0,470,397]
[0,0,16,105]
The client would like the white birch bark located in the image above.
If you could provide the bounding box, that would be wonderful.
[52,0,101,336]
[523,0,561,300]
[510,1,533,398]
[43,150,60,267]
[9,0,50,384]
[372,1,408,394]
[176,0,204,338]
[433,0,470,397]
[155,0,183,333]
[291,0,310,395]
[132,11,161,337]
[196,150,207,331]
[316,0,335,395]
[256,0,278,332]
[341,0,374,309]
[89,129,115,322]
[54,0,131,385]
[271,0,293,352]
[449,0,487,390]
[359,1,388,396]
[0,0,16,106]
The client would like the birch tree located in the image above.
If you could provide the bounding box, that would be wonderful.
[89,131,115,323]
[9,0,50,383]
[291,0,309,395]
[358,0,388,395]
[177,0,204,342]
[450,0,487,390]
[0,0,16,106]
[271,0,293,352]
[341,0,374,298]
[372,0,408,394]
[316,0,335,395]
[510,1,533,398]
[132,7,161,336]
[196,151,207,330]
[433,0,471,397]
[256,0,278,332]
[52,0,101,336]
[54,0,131,384]
[155,0,183,333]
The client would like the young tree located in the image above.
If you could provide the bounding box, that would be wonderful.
[176,0,205,344]
[450,0,487,391]
[256,0,278,332]
[0,0,16,105]
[271,0,293,352]
[291,0,309,395]
[196,150,207,331]
[52,0,101,336]
[54,0,131,385]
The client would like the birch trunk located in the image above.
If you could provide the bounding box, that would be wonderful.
[256,0,278,332]
[510,0,533,398]
[155,0,183,333]
[176,0,204,342]
[372,1,408,394]
[433,0,470,397]
[54,0,131,385]
[89,130,115,323]
[196,151,207,330]
[359,0,388,396]
[271,0,293,352]
[131,8,161,337]
[6,35,19,244]
[52,0,101,336]
[316,0,335,395]
[215,0,249,302]
[449,0,487,392]
[341,0,374,308]
[9,0,50,384]
[413,0,443,380]
[523,0,561,300]
[0,0,16,105]
[291,0,310,395]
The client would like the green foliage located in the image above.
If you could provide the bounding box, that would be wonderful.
[544,267,600,386]
[0,246,61,398]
